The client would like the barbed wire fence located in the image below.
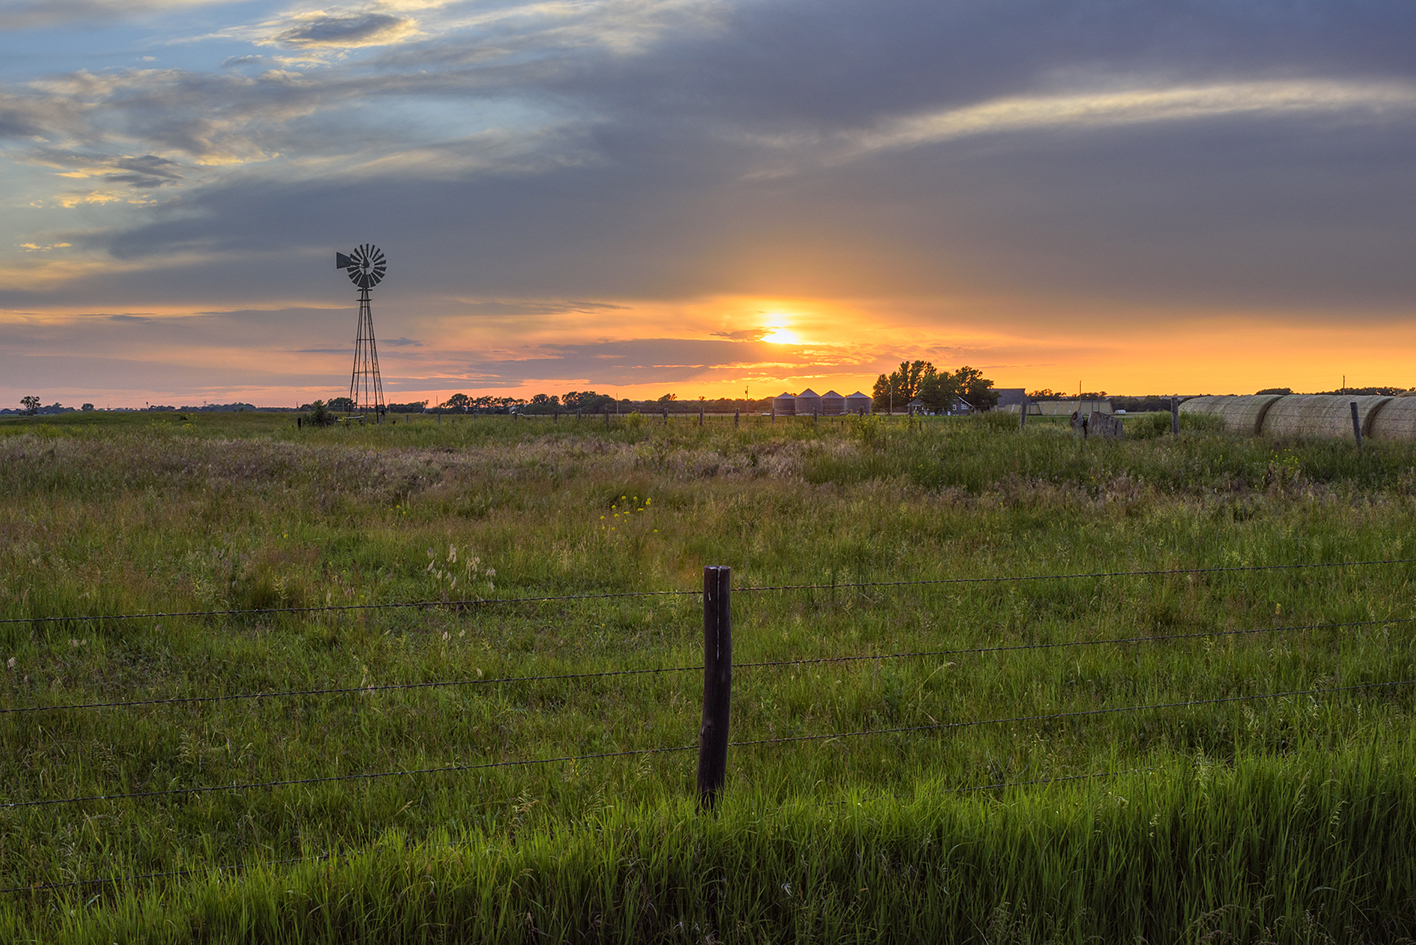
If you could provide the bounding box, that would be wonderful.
[1,557,1413,896]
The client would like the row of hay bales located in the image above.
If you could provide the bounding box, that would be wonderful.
[1179,394,1416,440]
[772,389,874,416]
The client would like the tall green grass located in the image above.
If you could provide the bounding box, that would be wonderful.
[2,411,1414,941]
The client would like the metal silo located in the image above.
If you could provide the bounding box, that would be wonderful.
[844,391,872,415]
[772,392,796,416]
[820,390,846,415]
[795,388,821,417]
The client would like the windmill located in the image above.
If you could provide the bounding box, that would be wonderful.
[335,244,387,420]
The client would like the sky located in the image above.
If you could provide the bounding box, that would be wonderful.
[3,0,1416,408]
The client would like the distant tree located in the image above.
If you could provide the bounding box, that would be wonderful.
[441,393,470,411]
[954,366,998,411]
[1028,389,1061,400]
[20,395,40,416]
[1256,388,1292,395]
[874,361,997,412]
[918,368,960,413]
[306,400,335,427]
[81,403,95,411]
[327,396,355,412]
[873,360,933,410]
[657,393,677,402]
[386,400,428,413]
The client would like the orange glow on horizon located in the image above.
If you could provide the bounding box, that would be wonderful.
[5,295,1416,407]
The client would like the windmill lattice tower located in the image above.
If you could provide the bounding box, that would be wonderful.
[335,244,387,419]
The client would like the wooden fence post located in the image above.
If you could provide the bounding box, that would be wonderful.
[1351,401,1363,452]
[697,565,732,810]
[1019,402,1027,431]
[604,408,610,428]
[734,409,740,427]
[1171,397,1180,435]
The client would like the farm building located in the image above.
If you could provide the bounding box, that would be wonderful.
[1036,399,1112,416]
[1180,393,1416,440]
[772,392,796,416]
[820,390,846,415]
[994,389,1028,412]
[795,389,822,416]
[845,391,872,415]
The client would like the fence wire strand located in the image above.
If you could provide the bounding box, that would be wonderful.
[3,556,1412,627]
[4,679,1407,813]
[729,679,1414,751]
[6,615,1407,717]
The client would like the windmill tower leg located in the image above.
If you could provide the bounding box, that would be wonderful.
[348,286,385,421]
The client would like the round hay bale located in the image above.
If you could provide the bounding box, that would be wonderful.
[1259,395,1391,439]
[1178,395,1283,435]
[1366,397,1416,440]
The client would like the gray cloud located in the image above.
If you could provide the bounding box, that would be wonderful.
[271,12,414,49]
[6,0,1416,401]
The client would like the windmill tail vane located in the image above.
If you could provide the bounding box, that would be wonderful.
[336,244,388,419]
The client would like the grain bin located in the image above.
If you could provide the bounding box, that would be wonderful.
[1178,395,1283,435]
[1260,395,1392,439]
[845,391,872,415]
[1368,395,1416,440]
[820,390,846,416]
[795,388,822,417]
[772,392,796,416]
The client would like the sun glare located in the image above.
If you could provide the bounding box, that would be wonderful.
[761,325,801,345]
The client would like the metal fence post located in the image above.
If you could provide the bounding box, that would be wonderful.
[697,565,732,810]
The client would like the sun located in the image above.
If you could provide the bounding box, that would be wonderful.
[761,324,802,345]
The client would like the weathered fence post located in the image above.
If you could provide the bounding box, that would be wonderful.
[1351,401,1363,452]
[734,409,740,427]
[664,406,669,425]
[1019,402,1027,431]
[604,408,610,428]
[697,565,732,810]
[699,406,704,427]
[1171,396,1180,435]
[554,408,559,423]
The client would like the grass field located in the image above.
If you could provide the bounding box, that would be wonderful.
[1,409,1414,942]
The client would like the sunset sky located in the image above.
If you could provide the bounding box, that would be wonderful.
[3,1,1416,408]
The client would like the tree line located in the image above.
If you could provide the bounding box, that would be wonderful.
[872,362,998,412]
